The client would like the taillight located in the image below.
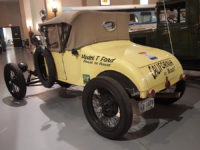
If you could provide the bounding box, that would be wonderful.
[165,80,171,88]
[199,16,200,25]
[149,89,155,98]
[182,74,188,80]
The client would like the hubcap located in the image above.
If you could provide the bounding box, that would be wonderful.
[92,89,120,128]
[8,71,20,94]
[102,99,118,117]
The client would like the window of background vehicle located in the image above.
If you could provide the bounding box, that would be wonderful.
[141,12,152,23]
[159,2,186,24]
[180,8,186,23]
[129,13,139,24]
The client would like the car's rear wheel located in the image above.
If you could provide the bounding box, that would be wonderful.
[82,76,133,139]
[4,63,27,100]
[155,80,186,105]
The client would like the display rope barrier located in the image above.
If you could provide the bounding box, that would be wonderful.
[162,0,175,55]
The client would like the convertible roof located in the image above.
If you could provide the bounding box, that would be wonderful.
[40,11,129,50]
[41,11,84,25]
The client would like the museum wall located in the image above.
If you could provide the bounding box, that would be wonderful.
[62,0,159,7]
[0,0,159,40]
[29,0,45,33]
[61,0,136,7]
[0,1,22,27]
[19,0,45,39]
[149,0,159,4]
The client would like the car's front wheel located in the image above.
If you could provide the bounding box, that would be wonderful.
[82,76,133,139]
[4,63,27,100]
[34,47,56,88]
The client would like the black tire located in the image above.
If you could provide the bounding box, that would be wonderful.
[155,80,186,105]
[4,63,26,100]
[34,47,56,88]
[57,81,71,88]
[82,76,133,139]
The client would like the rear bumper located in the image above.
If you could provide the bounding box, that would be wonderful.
[139,74,184,99]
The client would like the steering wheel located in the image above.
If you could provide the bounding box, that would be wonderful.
[167,17,177,23]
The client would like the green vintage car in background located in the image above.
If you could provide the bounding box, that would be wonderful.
[131,0,200,70]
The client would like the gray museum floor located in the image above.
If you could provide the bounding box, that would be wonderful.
[0,47,200,150]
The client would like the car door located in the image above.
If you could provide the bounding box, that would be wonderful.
[46,24,67,80]
[62,50,82,85]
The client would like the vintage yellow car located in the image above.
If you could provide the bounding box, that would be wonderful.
[4,11,186,139]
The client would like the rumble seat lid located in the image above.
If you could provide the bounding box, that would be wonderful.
[88,40,174,68]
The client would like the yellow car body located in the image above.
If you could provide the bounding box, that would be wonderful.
[4,11,186,139]
[31,10,187,139]
[51,40,184,99]
[37,10,185,100]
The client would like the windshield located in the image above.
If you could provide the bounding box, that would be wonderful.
[42,23,71,52]
[130,11,156,24]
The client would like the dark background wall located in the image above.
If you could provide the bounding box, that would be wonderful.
[0,1,23,40]
[0,1,22,28]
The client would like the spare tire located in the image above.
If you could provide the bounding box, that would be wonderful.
[34,47,56,88]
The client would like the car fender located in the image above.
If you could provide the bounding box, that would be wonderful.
[82,57,150,98]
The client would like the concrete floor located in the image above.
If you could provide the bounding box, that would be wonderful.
[0,47,200,150]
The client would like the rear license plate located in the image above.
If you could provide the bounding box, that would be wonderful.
[138,98,154,113]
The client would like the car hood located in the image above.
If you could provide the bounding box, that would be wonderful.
[88,40,174,68]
